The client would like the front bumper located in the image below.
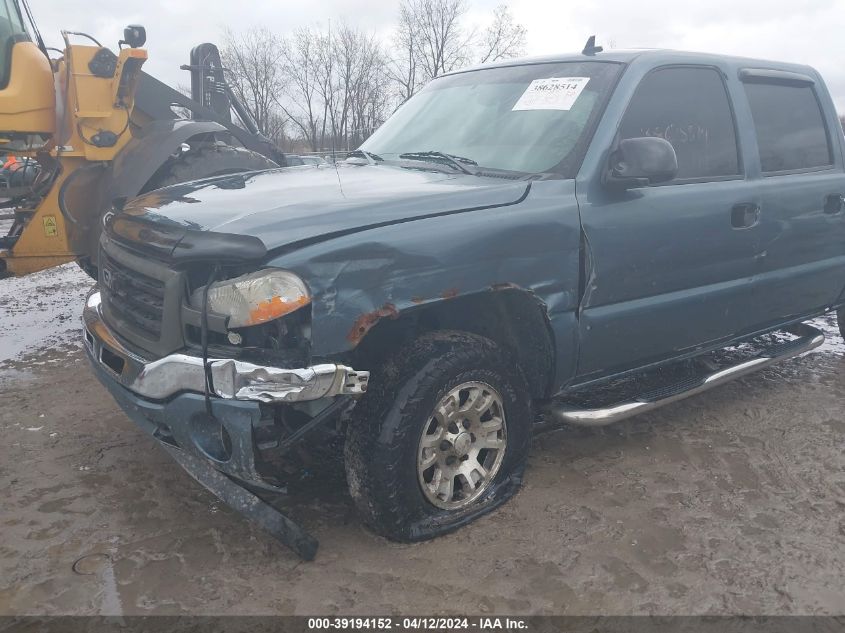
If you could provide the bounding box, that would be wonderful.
[83,288,365,561]
[86,353,321,560]
[83,291,368,403]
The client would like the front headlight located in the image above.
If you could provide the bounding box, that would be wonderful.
[190,269,310,328]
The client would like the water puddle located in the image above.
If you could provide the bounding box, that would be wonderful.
[0,263,94,369]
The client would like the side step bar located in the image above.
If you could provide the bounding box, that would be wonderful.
[543,323,824,428]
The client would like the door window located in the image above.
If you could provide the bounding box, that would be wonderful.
[619,66,740,181]
[0,0,27,89]
[743,82,832,173]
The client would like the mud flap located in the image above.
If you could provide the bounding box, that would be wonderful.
[163,445,319,561]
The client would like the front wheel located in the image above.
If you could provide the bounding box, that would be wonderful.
[344,330,533,542]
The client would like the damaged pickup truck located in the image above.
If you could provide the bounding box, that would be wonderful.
[84,48,845,559]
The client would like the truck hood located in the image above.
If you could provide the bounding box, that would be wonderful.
[109,163,530,260]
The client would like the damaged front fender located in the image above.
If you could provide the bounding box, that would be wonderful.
[270,179,584,393]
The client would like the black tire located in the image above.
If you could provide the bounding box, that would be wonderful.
[838,307,845,340]
[143,144,279,191]
[76,256,98,280]
[344,330,533,542]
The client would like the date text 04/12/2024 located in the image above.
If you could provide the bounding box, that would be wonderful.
[306,617,529,630]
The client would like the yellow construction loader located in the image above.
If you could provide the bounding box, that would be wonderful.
[0,0,285,278]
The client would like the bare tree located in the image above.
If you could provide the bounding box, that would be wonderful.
[478,4,526,64]
[399,0,472,84]
[332,24,390,148]
[221,3,524,152]
[170,83,193,120]
[220,28,288,144]
[279,27,324,151]
[277,23,390,152]
[389,0,526,100]
[350,40,391,145]
[388,2,420,102]
[314,27,339,151]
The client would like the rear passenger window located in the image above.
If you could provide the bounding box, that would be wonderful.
[743,82,832,173]
[619,67,740,181]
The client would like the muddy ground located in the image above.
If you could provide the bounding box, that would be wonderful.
[0,264,843,616]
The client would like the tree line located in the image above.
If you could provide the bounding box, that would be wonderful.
[220,0,526,153]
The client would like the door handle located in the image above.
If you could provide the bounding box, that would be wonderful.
[731,203,761,229]
[824,193,844,214]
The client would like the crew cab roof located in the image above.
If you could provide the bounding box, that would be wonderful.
[447,48,820,81]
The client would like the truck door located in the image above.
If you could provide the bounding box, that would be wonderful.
[575,65,762,380]
[739,71,845,322]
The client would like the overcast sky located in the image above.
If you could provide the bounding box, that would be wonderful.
[31,0,845,112]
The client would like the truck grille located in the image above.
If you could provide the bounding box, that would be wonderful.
[101,252,166,337]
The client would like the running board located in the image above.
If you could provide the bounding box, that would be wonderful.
[543,323,824,427]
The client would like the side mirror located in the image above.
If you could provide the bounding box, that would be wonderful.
[605,137,678,189]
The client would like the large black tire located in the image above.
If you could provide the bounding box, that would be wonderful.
[76,256,98,280]
[344,330,533,542]
[144,144,279,191]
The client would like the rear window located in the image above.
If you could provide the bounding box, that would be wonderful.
[743,82,832,173]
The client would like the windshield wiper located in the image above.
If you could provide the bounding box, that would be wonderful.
[398,151,477,175]
[346,149,384,164]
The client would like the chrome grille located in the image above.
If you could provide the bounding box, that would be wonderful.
[101,252,166,337]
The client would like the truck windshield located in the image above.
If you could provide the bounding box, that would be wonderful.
[361,61,622,177]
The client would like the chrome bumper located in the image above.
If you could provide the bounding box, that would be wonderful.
[83,291,369,403]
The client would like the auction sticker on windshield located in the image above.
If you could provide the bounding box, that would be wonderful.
[512,77,590,111]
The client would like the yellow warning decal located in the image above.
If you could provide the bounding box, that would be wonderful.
[43,215,58,237]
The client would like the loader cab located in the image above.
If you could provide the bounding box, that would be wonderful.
[0,0,55,152]
[0,0,26,89]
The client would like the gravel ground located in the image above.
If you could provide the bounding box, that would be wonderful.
[0,264,843,615]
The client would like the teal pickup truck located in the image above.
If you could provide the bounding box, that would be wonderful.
[83,45,845,559]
